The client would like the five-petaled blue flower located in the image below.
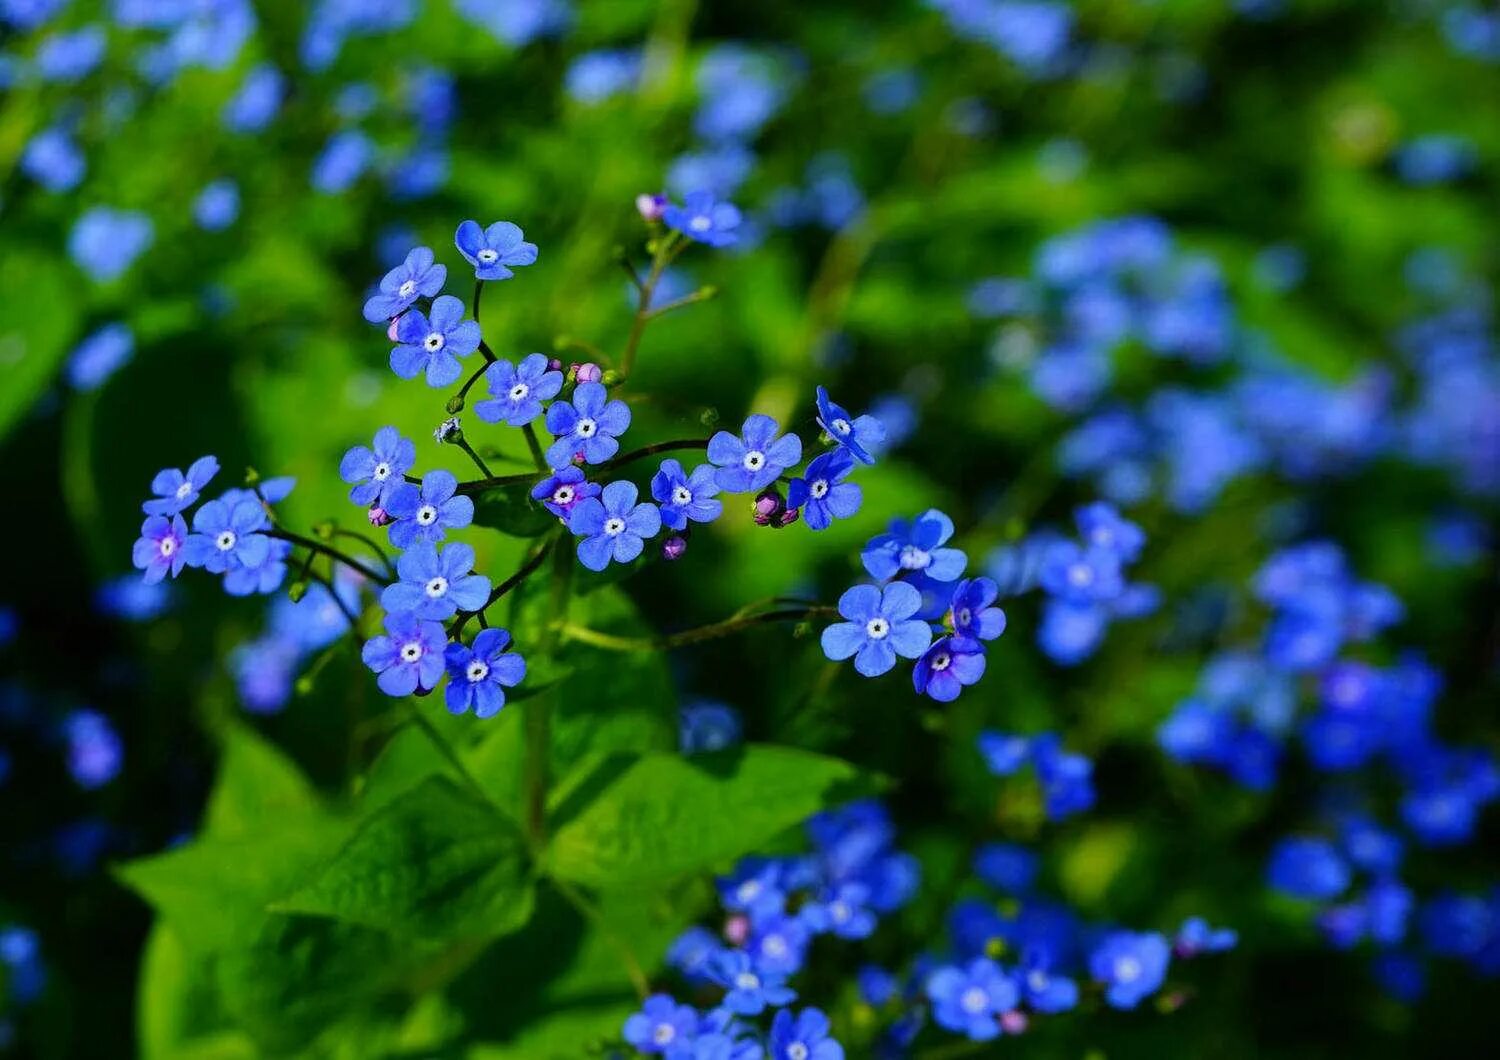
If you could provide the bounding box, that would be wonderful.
[339,426,416,508]
[443,627,526,718]
[709,414,802,493]
[391,294,482,387]
[1020,952,1079,1014]
[815,385,885,465]
[926,957,1019,1041]
[1076,501,1145,562]
[862,509,967,582]
[821,581,934,677]
[664,191,742,247]
[531,466,600,520]
[1039,540,1124,604]
[143,455,220,516]
[948,577,1006,649]
[385,470,475,549]
[474,353,563,427]
[363,246,446,323]
[133,515,189,583]
[622,993,699,1055]
[1174,916,1238,957]
[651,459,723,531]
[455,220,539,281]
[381,542,491,620]
[1088,931,1171,1010]
[361,613,447,697]
[913,636,987,702]
[568,480,662,571]
[787,449,861,531]
[544,381,631,467]
[182,499,271,574]
[708,949,797,1015]
[769,1007,845,1060]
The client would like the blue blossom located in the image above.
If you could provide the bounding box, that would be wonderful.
[976,731,1030,775]
[1075,501,1145,562]
[0,925,45,1004]
[96,574,174,621]
[132,515,190,584]
[474,354,563,427]
[1338,815,1404,876]
[340,426,416,508]
[312,129,373,193]
[35,25,106,82]
[455,220,538,281]
[973,843,1038,894]
[667,926,722,982]
[800,882,876,940]
[680,701,742,754]
[664,191,743,248]
[0,0,67,31]
[695,45,786,142]
[361,613,447,697]
[668,144,756,199]
[443,627,525,718]
[814,386,885,464]
[388,145,445,201]
[821,581,933,677]
[67,323,134,391]
[193,180,240,231]
[750,912,811,974]
[144,457,221,517]
[1394,135,1476,185]
[769,1007,844,1060]
[182,498,271,575]
[1033,735,1095,819]
[363,247,444,323]
[926,957,1017,1041]
[531,466,599,520]
[386,471,474,549]
[622,993,699,1055]
[223,63,284,131]
[1038,541,1124,604]
[223,535,292,597]
[545,382,632,467]
[708,414,802,493]
[453,0,571,46]
[857,964,899,1005]
[1088,931,1170,1010]
[231,636,299,714]
[21,126,84,191]
[719,859,788,918]
[63,709,122,789]
[1020,951,1079,1013]
[1174,916,1238,956]
[568,480,661,572]
[708,949,796,1015]
[787,450,860,531]
[861,509,967,582]
[70,208,154,282]
[381,542,490,620]
[391,295,481,387]
[652,459,724,531]
[947,577,1005,649]
[1268,837,1351,900]
[913,636,986,702]
[565,48,641,103]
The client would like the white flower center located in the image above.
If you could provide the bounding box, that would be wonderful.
[508,382,529,401]
[604,517,626,536]
[466,659,490,683]
[899,544,930,570]
[930,651,952,672]
[215,530,237,552]
[734,972,760,991]
[737,880,761,903]
[672,485,693,505]
[1068,563,1094,587]
[690,215,712,232]
[830,900,850,922]
[553,485,575,505]
[400,641,423,663]
[477,248,499,263]
[1027,970,1049,992]
[743,450,766,471]
[158,537,176,557]
[958,607,972,626]
[423,331,445,353]
[652,1024,676,1046]
[866,617,890,640]
[832,417,851,435]
[373,461,392,481]
[960,986,989,1014]
[1115,956,1142,983]
[788,1045,809,1060]
[424,576,448,598]
[810,478,829,499]
[762,935,788,958]
[417,505,438,525]
[576,418,597,439]
[398,279,416,297]
[174,481,194,500]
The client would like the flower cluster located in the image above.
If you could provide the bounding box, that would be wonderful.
[1035,502,1156,665]
[977,731,1095,821]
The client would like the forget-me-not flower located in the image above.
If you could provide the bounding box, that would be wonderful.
[814,385,885,464]
[443,627,525,718]
[709,414,802,494]
[545,381,631,467]
[391,294,481,387]
[455,220,538,280]
[821,581,933,677]
[385,470,474,548]
[568,481,661,571]
[381,542,490,620]
[339,426,416,508]
[651,459,723,531]
[862,509,967,582]
[362,246,447,323]
[473,353,563,426]
[787,449,861,531]
[362,613,447,697]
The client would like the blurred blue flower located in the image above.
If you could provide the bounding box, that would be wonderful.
[69,207,154,282]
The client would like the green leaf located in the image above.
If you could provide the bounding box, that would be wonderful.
[546,745,869,888]
[273,776,536,944]
[472,482,557,537]
[136,924,257,1060]
[0,250,78,444]
[202,722,322,839]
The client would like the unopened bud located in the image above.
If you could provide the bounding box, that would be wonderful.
[662,535,688,561]
[777,506,801,528]
[446,393,465,414]
[635,193,667,222]
[435,417,462,444]
[574,362,602,384]
[243,466,261,485]
[999,1010,1029,1035]
[287,580,308,603]
[601,369,622,387]
[699,407,720,429]
[312,520,335,540]
[367,506,392,527]
[548,357,564,373]
[753,488,784,526]
[723,914,750,946]
[386,314,403,342]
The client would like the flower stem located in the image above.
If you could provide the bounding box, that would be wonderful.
[643,287,716,320]
[449,536,555,638]
[560,606,836,652]
[453,438,711,496]
[267,528,390,585]
[472,278,485,325]
[403,699,491,806]
[550,877,651,1000]
[454,435,493,478]
[331,527,397,579]
[619,231,685,381]
[522,422,547,471]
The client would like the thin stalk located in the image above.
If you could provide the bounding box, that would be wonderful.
[472,278,485,324]
[619,231,686,381]
[561,606,837,653]
[643,287,716,320]
[332,527,396,578]
[449,537,555,637]
[267,528,389,585]
[403,700,491,806]
[454,436,492,478]
[521,422,547,471]
[453,438,711,496]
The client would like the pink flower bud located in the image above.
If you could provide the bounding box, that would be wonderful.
[386,314,403,342]
[662,535,688,561]
[753,488,783,525]
[367,506,391,527]
[777,507,801,528]
[548,357,564,373]
[723,914,750,946]
[574,362,602,384]
[999,1010,1029,1035]
[636,193,667,222]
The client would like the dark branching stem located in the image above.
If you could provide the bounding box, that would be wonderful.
[472,278,485,325]
[449,538,555,638]
[332,527,396,578]
[521,423,547,471]
[308,568,360,629]
[561,606,838,652]
[453,436,493,478]
[453,438,711,496]
[456,361,490,404]
[267,528,389,585]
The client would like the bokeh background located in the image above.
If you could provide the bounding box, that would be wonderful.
[1,0,1498,1056]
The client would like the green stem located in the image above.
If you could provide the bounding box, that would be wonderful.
[472,278,485,325]
[453,438,710,496]
[521,422,547,471]
[266,528,389,585]
[643,287,716,320]
[331,527,397,578]
[454,436,493,478]
[450,537,555,637]
[551,877,651,1000]
[454,361,491,406]
[619,231,685,381]
[561,606,837,652]
[404,700,491,806]
[524,538,573,847]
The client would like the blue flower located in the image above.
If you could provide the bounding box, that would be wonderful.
[182,499,271,575]
[708,414,802,493]
[857,964,899,1006]
[977,731,1030,776]
[926,957,1018,1041]
[821,581,933,677]
[443,627,525,718]
[36,25,106,83]
[545,382,632,467]
[132,514,189,585]
[1037,599,1109,664]
[1019,952,1079,1014]
[652,459,724,531]
[769,1007,844,1060]
[1033,735,1095,819]
[455,220,538,281]
[1337,814,1404,876]
[664,191,742,247]
[622,993,699,1055]
[223,63,284,131]
[312,129,373,193]
[1075,501,1145,562]
[223,536,292,597]
[21,126,84,191]
[750,913,811,975]
[801,882,876,940]
[787,450,861,531]
[1267,837,1350,900]
[193,180,240,231]
[64,710,122,790]
[1039,541,1123,603]
[362,246,447,323]
[708,949,796,1015]
[814,386,885,465]
[719,858,787,918]
[973,843,1038,894]
[948,577,1006,649]
[1088,931,1170,1010]
[680,701,742,754]
[339,426,416,508]
[861,509,967,582]
[362,613,448,697]
[568,481,661,571]
[1174,916,1238,956]
[70,207,154,282]
[391,295,482,387]
[381,542,490,620]
[912,636,986,702]
[66,322,134,391]
[474,354,563,426]
[531,466,600,520]
[385,471,474,549]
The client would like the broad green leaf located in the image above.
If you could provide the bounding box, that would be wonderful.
[137,925,256,1060]
[546,745,869,888]
[202,722,322,839]
[0,250,78,444]
[273,776,536,944]
[472,481,557,537]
